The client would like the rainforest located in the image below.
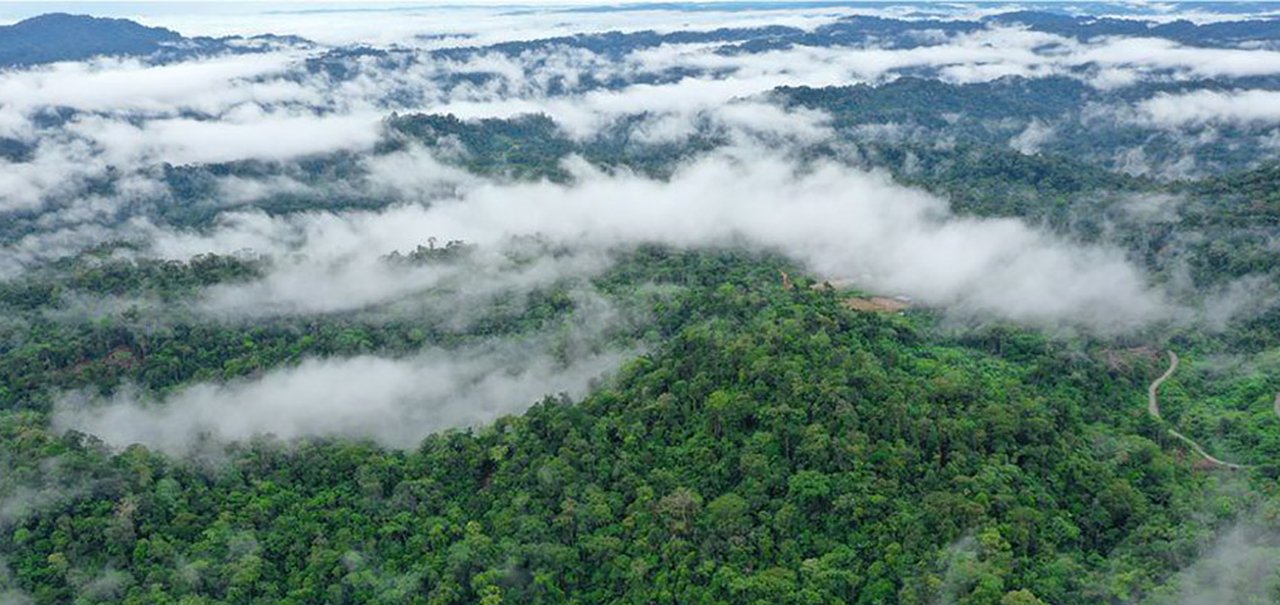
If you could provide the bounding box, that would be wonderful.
[1,2,1279,604]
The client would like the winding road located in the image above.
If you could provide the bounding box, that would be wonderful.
[1147,351,1179,421]
[1146,351,1251,471]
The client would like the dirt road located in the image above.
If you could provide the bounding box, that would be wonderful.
[1147,351,1179,421]
[1147,351,1250,471]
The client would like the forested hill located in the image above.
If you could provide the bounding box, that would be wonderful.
[0,248,1260,604]
[0,13,195,67]
[0,13,306,67]
[4,3,1280,604]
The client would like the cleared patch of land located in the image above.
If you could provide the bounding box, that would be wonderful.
[842,296,910,313]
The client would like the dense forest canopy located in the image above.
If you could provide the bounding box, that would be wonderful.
[1,2,1280,604]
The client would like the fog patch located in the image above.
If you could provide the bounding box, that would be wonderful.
[1142,522,1280,605]
[195,241,613,320]
[53,295,635,452]
[0,53,301,115]
[1198,275,1280,330]
[1118,193,1183,224]
[1009,119,1055,155]
[67,110,384,166]
[106,144,1178,331]
[0,556,32,605]
[0,138,103,213]
[1136,89,1280,128]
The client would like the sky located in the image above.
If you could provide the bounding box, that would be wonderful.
[0,0,804,17]
[4,1,1278,36]
[0,0,882,42]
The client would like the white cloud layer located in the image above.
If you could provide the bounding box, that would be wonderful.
[67,110,384,165]
[11,2,1278,455]
[1136,89,1280,127]
[140,147,1170,331]
[53,288,632,452]
[3,7,1280,220]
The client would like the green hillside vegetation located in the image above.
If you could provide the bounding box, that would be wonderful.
[5,15,1280,602]
[2,247,1273,605]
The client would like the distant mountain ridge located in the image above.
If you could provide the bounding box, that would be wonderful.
[0,13,183,66]
[0,13,308,68]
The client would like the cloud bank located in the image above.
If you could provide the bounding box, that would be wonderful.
[10,3,1279,455]
[140,147,1171,331]
[1137,89,1280,127]
[53,295,633,452]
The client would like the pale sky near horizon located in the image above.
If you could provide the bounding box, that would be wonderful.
[0,1,869,24]
[0,0,889,42]
[2,0,750,7]
[1,0,1274,43]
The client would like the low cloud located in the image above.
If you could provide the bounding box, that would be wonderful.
[6,10,1280,222]
[147,147,1171,331]
[1136,89,1280,127]
[53,296,633,452]
[1009,119,1055,154]
[1143,522,1280,605]
[0,138,102,212]
[128,3,857,48]
[51,136,1183,450]
[0,556,33,605]
[0,52,302,116]
[192,239,612,320]
[1073,36,1280,80]
[67,110,383,166]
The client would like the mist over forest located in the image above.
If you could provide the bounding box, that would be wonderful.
[2,2,1280,604]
